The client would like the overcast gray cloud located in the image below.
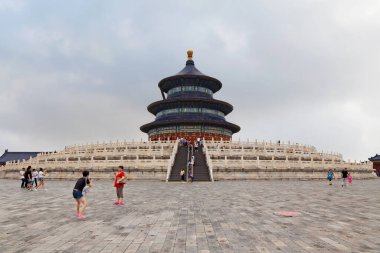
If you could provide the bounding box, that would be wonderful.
[0,0,379,161]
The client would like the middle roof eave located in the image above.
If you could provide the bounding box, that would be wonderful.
[147,98,234,115]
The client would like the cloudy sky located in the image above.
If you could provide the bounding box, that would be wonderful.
[0,0,379,161]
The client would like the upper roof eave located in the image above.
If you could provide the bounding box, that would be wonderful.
[158,74,222,93]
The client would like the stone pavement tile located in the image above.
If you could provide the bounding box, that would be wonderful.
[124,243,141,253]
[1,179,380,252]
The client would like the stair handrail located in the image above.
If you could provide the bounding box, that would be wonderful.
[186,144,194,181]
[186,145,190,181]
[203,141,214,182]
[166,139,180,182]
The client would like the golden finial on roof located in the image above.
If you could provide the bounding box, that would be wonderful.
[187,50,193,60]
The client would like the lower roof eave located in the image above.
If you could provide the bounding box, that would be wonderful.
[140,120,240,134]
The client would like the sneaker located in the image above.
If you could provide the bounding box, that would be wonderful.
[119,202,125,205]
[114,202,120,205]
[78,214,86,219]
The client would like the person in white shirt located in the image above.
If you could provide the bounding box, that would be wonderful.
[36,168,46,190]
[19,168,25,188]
[32,169,38,188]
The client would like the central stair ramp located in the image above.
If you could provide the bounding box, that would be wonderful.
[169,143,211,182]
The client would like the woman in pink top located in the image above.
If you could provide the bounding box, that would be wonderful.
[347,173,353,185]
[113,165,126,205]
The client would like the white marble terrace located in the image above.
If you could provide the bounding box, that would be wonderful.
[0,139,374,180]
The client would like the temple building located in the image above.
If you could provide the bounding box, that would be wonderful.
[140,50,240,141]
[0,51,375,181]
[369,154,380,176]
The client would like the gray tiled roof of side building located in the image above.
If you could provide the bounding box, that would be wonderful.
[0,150,40,165]
[369,154,380,161]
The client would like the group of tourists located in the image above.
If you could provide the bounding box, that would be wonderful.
[72,165,126,219]
[180,167,194,183]
[178,137,204,183]
[327,168,353,187]
[19,166,46,191]
[179,137,203,149]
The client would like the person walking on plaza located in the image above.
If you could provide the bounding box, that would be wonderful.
[36,168,46,191]
[341,168,348,187]
[113,165,126,205]
[347,173,353,185]
[24,166,33,191]
[32,168,38,188]
[327,169,335,185]
[180,169,185,182]
[73,170,92,219]
[19,168,25,188]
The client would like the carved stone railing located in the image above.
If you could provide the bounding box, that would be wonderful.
[203,141,214,182]
[166,139,179,182]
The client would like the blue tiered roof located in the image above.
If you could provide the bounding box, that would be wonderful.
[140,50,240,140]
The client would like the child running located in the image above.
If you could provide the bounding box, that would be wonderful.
[327,169,334,185]
[347,173,353,185]
[36,168,46,191]
[73,170,92,219]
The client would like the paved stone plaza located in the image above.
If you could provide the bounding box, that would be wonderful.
[0,179,379,253]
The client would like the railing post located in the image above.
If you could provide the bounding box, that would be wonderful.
[166,139,179,182]
[204,141,214,182]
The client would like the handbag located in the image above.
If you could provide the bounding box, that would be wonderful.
[118,177,127,184]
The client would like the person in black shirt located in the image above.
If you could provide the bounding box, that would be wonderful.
[24,166,33,191]
[341,168,348,187]
[73,170,92,219]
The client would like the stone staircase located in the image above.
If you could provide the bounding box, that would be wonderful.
[169,145,211,182]
[192,147,211,181]
[169,146,188,181]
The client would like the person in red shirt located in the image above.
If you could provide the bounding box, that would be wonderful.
[113,165,126,205]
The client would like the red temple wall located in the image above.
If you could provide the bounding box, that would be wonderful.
[373,163,380,173]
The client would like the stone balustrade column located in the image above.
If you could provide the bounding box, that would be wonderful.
[90,156,94,168]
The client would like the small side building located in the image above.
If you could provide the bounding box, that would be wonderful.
[0,150,40,166]
[369,154,380,176]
